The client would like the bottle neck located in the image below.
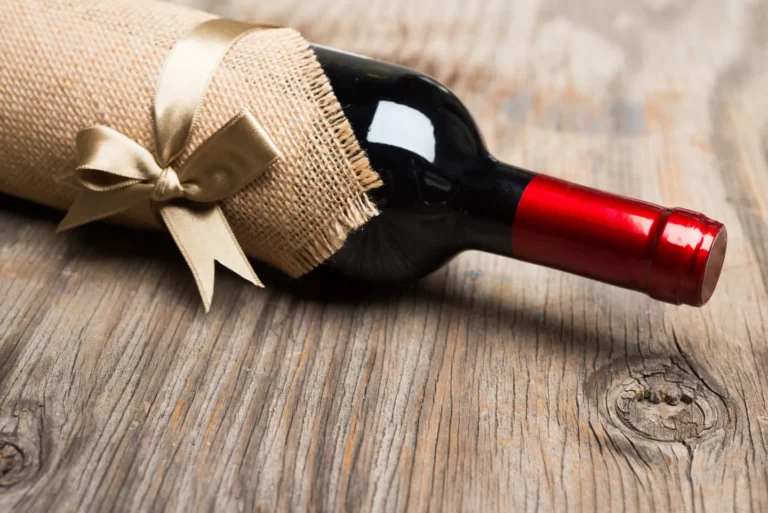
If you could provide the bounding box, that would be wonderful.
[461,160,726,306]
[458,160,534,257]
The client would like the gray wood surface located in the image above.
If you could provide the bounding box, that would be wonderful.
[2,0,768,511]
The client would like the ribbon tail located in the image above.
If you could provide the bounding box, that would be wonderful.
[58,184,153,231]
[159,203,262,312]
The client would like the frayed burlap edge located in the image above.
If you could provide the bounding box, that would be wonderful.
[281,41,382,276]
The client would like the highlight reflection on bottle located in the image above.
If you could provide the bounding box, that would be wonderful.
[313,45,726,306]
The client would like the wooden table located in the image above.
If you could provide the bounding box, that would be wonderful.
[2,0,767,511]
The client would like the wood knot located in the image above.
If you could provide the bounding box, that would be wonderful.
[590,356,729,443]
[0,441,26,487]
[0,401,44,489]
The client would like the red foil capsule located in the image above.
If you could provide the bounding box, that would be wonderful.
[512,176,727,306]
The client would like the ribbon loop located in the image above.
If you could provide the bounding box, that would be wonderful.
[176,110,279,202]
[60,19,282,311]
[76,126,164,183]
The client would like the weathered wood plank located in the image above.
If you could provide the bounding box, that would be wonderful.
[2,0,768,512]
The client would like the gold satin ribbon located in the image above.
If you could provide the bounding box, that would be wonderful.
[59,19,281,311]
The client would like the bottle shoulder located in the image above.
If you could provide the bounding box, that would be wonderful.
[312,45,485,158]
[312,44,489,208]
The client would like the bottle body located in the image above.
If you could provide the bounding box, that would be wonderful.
[312,45,726,306]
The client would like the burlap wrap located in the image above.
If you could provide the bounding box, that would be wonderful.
[0,0,381,277]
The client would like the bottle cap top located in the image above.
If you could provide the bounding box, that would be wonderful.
[647,209,727,306]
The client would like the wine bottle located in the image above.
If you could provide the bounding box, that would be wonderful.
[311,45,727,306]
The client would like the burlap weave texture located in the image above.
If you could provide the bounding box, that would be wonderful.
[0,0,381,277]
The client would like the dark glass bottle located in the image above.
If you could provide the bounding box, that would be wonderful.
[311,45,727,306]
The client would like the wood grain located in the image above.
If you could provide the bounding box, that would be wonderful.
[2,0,768,511]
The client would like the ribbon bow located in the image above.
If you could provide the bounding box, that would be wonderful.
[59,19,281,311]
